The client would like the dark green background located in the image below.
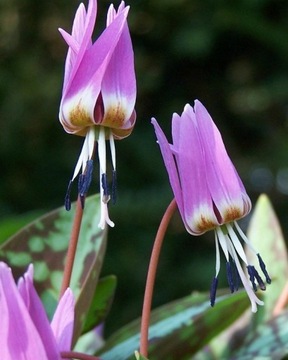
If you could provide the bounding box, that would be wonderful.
[1,0,288,335]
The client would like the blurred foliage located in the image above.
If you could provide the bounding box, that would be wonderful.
[0,185,287,359]
[1,0,288,336]
[0,194,107,346]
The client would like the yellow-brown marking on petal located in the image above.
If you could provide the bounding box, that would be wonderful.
[196,215,217,233]
[102,104,126,129]
[223,206,243,222]
[69,102,94,127]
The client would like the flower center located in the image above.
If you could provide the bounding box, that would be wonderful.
[64,126,117,229]
[97,126,116,229]
[210,221,271,312]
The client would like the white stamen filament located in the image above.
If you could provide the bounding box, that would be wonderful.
[227,236,264,312]
[109,131,116,171]
[226,223,249,265]
[72,128,96,181]
[216,227,229,261]
[225,239,236,262]
[97,127,115,229]
[215,232,221,277]
[98,127,107,175]
[99,202,115,229]
[234,221,258,254]
[87,127,96,159]
[215,223,264,313]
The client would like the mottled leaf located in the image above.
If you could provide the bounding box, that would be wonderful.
[97,290,249,360]
[231,309,288,360]
[82,275,117,334]
[193,194,288,359]
[0,194,106,345]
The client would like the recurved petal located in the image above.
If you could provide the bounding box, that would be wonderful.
[60,8,129,134]
[151,118,184,221]
[51,288,74,352]
[194,100,251,223]
[71,1,94,46]
[0,262,49,360]
[17,265,60,360]
[111,109,136,139]
[59,3,86,92]
[175,105,219,234]
[106,1,126,26]
[59,0,97,96]
[101,6,136,131]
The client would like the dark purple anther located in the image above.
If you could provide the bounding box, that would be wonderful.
[64,180,73,211]
[257,254,271,284]
[210,277,218,307]
[226,261,234,293]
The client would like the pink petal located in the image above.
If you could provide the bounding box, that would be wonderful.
[60,8,129,134]
[18,265,60,360]
[151,118,184,221]
[0,262,49,360]
[194,100,251,222]
[101,6,136,131]
[66,7,129,99]
[51,288,75,352]
[174,105,219,234]
[59,4,86,92]
[111,109,136,139]
[60,0,97,96]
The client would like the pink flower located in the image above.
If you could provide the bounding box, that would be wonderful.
[59,0,136,229]
[0,262,74,359]
[152,100,271,312]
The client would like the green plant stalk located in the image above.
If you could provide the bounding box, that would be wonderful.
[139,198,177,357]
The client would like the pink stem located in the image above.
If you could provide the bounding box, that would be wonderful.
[60,196,84,299]
[61,351,100,360]
[273,281,288,316]
[139,198,177,357]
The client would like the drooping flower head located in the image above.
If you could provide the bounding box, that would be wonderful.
[0,262,74,359]
[59,0,136,229]
[152,100,271,312]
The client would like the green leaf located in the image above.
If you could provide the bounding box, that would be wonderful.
[231,309,288,359]
[247,194,288,321]
[74,326,104,355]
[97,290,249,360]
[82,275,117,334]
[0,194,107,345]
[0,211,44,246]
[196,194,288,359]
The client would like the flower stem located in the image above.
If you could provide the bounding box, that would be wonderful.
[60,196,84,299]
[273,281,288,316]
[61,351,100,360]
[139,198,177,357]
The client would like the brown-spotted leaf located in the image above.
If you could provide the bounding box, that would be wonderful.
[202,194,288,359]
[82,275,117,334]
[0,194,107,345]
[97,290,249,360]
[230,309,288,359]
